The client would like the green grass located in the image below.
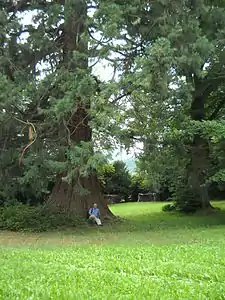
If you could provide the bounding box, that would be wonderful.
[1,202,225,299]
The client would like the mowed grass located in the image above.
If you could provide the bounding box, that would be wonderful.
[1,202,225,299]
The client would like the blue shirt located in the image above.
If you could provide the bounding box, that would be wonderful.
[89,207,100,217]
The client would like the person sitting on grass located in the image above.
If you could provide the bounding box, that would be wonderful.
[88,203,102,226]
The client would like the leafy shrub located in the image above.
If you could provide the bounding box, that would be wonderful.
[170,178,204,213]
[162,203,176,212]
[175,190,202,213]
[0,203,84,232]
[162,197,201,213]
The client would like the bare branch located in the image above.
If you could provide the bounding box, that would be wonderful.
[109,92,131,105]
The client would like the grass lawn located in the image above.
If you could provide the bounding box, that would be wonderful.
[1,202,225,299]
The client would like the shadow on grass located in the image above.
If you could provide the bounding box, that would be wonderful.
[106,209,225,233]
[1,208,225,247]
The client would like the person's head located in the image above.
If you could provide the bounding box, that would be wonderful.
[93,203,97,208]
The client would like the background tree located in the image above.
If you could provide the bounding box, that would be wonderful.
[101,0,225,211]
[129,173,148,202]
[98,161,131,201]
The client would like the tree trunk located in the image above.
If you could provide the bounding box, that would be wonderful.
[50,106,112,218]
[185,93,212,209]
[187,135,211,209]
[49,0,113,218]
[50,174,111,217]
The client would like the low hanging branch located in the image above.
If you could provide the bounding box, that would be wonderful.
[14,118,37,167]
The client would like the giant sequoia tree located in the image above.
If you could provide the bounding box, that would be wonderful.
[0,1,117,217]
[49,0,109,216]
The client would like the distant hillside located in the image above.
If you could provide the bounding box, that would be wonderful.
[124,157,136,174]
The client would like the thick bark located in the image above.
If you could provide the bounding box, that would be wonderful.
[50,106,112,218]
[185,93,212,209]
[49,0,113,218]
[50,174,112,218]
[187,135,211,209]
[183,74,225,210]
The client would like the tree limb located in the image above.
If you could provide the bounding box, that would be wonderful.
[209,95,225,120]
[109,92,131,105]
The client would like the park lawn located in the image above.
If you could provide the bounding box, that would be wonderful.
[1,202,225,299]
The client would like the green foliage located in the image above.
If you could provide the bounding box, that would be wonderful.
[0,1,121,207]
[0,204,83,232]
[1,0,225,214]
[98,161,131,200]
[130,173,148,201]
[162,203,176,212]
[103,0,225,210]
